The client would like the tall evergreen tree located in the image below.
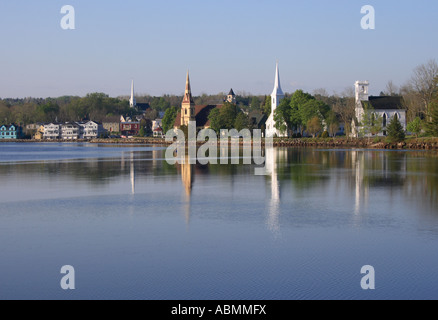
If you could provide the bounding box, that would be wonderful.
[387,115,406,142]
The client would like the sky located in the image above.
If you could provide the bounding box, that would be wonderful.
[0,0,437,98]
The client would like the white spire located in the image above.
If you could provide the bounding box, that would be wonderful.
[130,80,136,108]
[272,61,284,97]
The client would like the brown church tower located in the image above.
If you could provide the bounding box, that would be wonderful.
[181,71,195,126]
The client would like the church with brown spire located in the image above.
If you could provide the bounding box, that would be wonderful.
[174,71,224,131]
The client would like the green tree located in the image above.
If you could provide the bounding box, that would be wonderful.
[300,99,330,127]
[234,112,250,131]
[425,101,438,136]
[290,90,317,134]
[208,108,223,133]
[387,116,406,142]
[250,96,261,110]
[208,102,242,133]
[360,103,383,140]
[162,106,179,134]
[307,117,323,138]
[274,98,291,134]
[407,117,423,138]
[326,111,339,137]
[261,96,271,117]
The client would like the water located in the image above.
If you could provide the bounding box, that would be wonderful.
[0,142,437,300]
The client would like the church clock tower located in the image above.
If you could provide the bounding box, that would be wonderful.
[181,71,196,127]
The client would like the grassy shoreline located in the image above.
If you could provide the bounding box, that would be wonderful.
[1,137,438,150]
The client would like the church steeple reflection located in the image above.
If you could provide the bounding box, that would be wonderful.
[130,152,135,195]
[179,152,194,224]
[265,146,281,233]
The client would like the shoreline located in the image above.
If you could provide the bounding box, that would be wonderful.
[1,137,438,150]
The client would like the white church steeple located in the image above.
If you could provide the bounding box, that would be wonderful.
[265,61,287,138]
[270,62,285,118]
[129,80,136,108]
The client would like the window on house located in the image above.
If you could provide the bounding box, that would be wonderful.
[383,114,387,127]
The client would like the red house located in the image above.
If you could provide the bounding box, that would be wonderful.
[120,122,140,137]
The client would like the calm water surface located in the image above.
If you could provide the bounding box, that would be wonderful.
[0,142,437,300]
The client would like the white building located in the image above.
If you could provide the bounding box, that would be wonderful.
[265,62,287,138]
[80,121,104,139]
[43,123,61,140]
[352,81,407,137]
[61,122,81,140]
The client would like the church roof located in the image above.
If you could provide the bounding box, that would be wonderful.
[228,89,235,96]
[248,111,267,128]
[136,103,150,111]
[174,105,222,128]
[363,96,405,110]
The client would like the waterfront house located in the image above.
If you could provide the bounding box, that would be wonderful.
[61,122,81,140]
[153,127,164,138]
[33,125,45,140]
[0,124,23,139]
[79,121,104,140]
[103,122,119,134]
[43,123,61,140]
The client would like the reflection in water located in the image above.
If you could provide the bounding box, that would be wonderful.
[178,152,195,224]
[130,152,135,195]
[352,151,368,217]
[265,146,281,234]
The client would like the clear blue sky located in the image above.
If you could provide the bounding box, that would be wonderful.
[0,0,437,98]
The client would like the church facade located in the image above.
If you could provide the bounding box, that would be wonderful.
[352,81,407,137]
[265,62,288,138]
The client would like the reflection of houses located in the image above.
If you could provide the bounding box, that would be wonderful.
[351,150,407,216]
[352,81,407,137]
[0,124,23,139]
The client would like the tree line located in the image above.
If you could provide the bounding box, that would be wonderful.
[1,59,437,139]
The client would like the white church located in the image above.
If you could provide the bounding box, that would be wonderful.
[265,62,288,138]
[352,81,407,137]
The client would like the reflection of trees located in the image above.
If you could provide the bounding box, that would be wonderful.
[278,149,331,190]
[0,150,173,186]
[361,151,407,188]
[404,151,438,214]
